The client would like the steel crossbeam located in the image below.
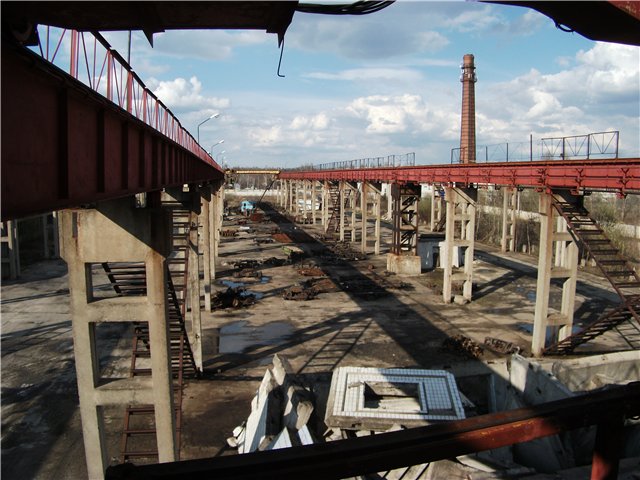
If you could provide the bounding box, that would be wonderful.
[279,158,640,195]
[1,40,224,221]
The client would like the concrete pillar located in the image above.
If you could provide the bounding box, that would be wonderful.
[430,187,444,232]
[1,220,20,279]
[200,186,213,312]
[350,183,357,243]
[360,182,368,254]
[187,185,202,370]
[59,196,176,478]
[311,180,317,225]
[501,188,518,252]
[387,183,421,275]
[365,182,383,255]
[386,183,393,221]
[443,187,477,303]
[339,181,346,242]
[532,192,579,355]
[321,181,329,227]
[293,180,300,216]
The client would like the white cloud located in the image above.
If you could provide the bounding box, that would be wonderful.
[152,30,269,61]
[146,76,230,111]
[290,113,330,131]
[304,67,423,83]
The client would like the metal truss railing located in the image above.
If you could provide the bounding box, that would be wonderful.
[310,152,415,171]
[31,26,220,170]
[451,131,619,164]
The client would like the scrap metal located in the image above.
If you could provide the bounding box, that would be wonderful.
[442,334,484,359]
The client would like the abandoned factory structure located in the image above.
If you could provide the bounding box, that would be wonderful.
[2,2,640,480]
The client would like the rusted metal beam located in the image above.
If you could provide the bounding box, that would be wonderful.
[106,381,640,480]
[1,40,224,221]
[279,158,640,195]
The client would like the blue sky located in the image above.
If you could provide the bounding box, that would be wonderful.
[98,1,639,168]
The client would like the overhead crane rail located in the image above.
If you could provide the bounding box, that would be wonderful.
[278,158,640,195]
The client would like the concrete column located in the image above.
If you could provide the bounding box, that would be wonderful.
[200,186,213,312]
[501,188,518,252]
[368,183,383,255]
[430,187,443,232]
[339,181,346,241]
[360,182,368,254]
[350,183,357,243]
[386,183,393,221]
[311,180,317,225]
[293,180,300,216]
[532,193,579,355]
[321,181,328,227]
[60,197,176,478]
[187,185,202,370]
[532,193,555,356]
[1,220,20,279]
[443,187,477,303]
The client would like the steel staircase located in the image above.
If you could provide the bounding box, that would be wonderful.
[102,207,199,463]
[326,181,340,235]
[544,196,640,355]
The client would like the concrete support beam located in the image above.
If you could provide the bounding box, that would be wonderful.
[501,188,518,252]
[430,187,444,232]
[532,192,579,356]
[311,180,317,225]
[360,182,368,254]
[59,196,176,479]
[1,220,20,279]
[187,185,202,370]
[387,183,421,275]
[200,186,213,312]
[361,182,382,255]
[442,187,477,303]
[321,181,330,227]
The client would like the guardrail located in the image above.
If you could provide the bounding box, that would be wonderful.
[451,132,619,164]
[310,152,415,171]
[32,26,219,169]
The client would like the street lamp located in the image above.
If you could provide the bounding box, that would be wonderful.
[217,150,226,162]
[208,140,224,155]
[197,113,220,143]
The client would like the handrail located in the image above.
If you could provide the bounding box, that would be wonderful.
[106,381,640,480]
[33,26,220,170]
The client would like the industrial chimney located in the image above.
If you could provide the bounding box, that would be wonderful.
[459,54,477,164]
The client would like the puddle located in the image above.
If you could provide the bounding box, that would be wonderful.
[516,322,582,342]
[220,280,265,300]
[218,320,294,353]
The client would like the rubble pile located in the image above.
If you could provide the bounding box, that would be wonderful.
[282,282,318,301]
[442,334,484,359]
[212,287,257,309]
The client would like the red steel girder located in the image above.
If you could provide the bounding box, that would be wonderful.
[1,40,224,221]
[279,158,640,195]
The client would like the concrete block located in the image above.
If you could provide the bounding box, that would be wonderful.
[386,253,422,276]
[271,354,293,386]
[283,384,314,430]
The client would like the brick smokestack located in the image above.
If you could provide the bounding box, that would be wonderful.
[459,53,477,163]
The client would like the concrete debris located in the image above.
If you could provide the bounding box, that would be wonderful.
[453,294,469,305]
[229,355,316,454]
[484,337,521,355]
[213,287,257,309]
[233,268,263,279]
[297,267,325,277]
[282,282,318,301]
[254,237,275,245]
[442,334,484,359]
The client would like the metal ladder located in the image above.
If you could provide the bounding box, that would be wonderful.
[326,181,341,235]
[103,207,199,463]
[543,196,640,355]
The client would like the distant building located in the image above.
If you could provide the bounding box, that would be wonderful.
[240,200,256,215]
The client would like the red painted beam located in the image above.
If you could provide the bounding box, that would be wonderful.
[1,40,224,221]
[279,158,640,194]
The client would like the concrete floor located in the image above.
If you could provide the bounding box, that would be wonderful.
[1,198,634,479]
